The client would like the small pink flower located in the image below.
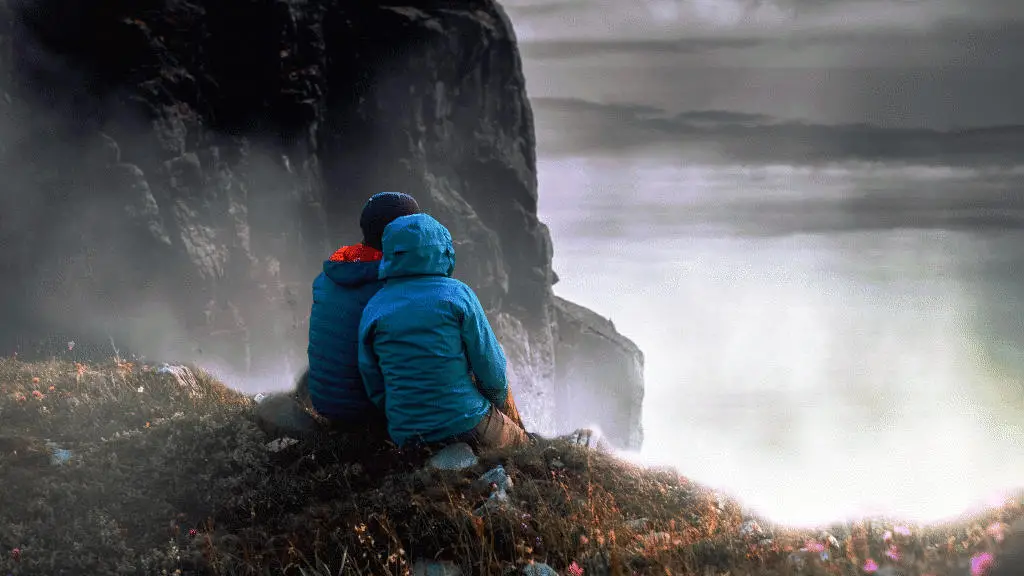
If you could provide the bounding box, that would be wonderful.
[986,522,1006,542]
[885,545,901,561]
[882,530,893,542]
[31,390,43,399]
[10,548,20,561]
[188,529,197,537]
[970,552,994,576]
[805,540,826,553]
[567,561,584,576]
[863,558,879,572]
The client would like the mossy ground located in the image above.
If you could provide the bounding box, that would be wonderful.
[0,357,1021,575]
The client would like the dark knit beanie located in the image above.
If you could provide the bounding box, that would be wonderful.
[359,192,421,250]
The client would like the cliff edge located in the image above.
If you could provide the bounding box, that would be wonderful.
[0,0,643,447]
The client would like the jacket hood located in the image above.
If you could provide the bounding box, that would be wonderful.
[322,259,381,287]
[378,213,456,280]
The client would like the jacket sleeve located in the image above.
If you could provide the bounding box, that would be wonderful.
[459,286,509,408]
[358,314,386,410]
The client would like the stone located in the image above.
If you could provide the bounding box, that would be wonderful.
[479,465,513,500]
[265,437,299,453]
[426,442,479,471]
[473,464,516,515]
[45,441,73,465]
[564,427,615,452]
[254,393,320,441]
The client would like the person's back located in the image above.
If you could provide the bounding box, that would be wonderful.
[305,243,386,421]
[358,213,527,449]
[255,192,420,440]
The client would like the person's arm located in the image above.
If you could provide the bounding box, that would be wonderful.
[358,314,386,410]
[459,286,509,408]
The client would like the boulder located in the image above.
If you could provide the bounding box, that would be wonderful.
[553,297,644,449]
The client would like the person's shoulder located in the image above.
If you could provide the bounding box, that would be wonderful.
[438,279,484,311]
[361,287,388,316]
[440,276,471,289]
[437,277,473,295]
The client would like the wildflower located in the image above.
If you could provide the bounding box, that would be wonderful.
[567,561,584,576]
[882,530,893,542]
[862,558,878,572]
[885,545,901,561]
[31,377,39,384]
[806,540,826,553]
[67,341,75,351]
[970,552,994,576]
[48,385,55,392]
[986,522,1007,542]
[188,529,197,537]
[31,390,43,399]
[10,548,20,561]
[137,386,144,393]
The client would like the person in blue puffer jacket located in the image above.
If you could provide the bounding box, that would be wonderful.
[358,213,530,450]
[254,192,420,441]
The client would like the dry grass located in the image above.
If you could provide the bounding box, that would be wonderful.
[0,356,1021,575]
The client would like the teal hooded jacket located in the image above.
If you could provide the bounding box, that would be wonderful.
[357,213,509,446]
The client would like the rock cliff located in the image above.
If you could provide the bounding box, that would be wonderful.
[554,296,645,449]
[0,0,643,447]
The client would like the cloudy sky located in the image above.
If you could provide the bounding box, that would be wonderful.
[504,0,1024,160]
[504,1,1024,524]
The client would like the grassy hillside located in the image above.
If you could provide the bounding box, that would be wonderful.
[0,357,1021,575]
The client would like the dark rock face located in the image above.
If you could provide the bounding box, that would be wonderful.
[0,0,642,442]
[554,297,644,449]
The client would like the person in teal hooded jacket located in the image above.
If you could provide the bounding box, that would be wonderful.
[357,213,529,449]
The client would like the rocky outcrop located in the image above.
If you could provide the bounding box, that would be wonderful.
[0,0,641,442]
[553,297,644,449]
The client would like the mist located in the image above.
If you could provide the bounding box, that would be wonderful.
[0,22,339,392]
[538,156,1024,527]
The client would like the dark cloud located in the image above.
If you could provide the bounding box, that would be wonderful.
[531,96,1024,165]
[518,36,764,59]
[503,0,589,18]
[557,171,1024,238]
[516,20,1024,64]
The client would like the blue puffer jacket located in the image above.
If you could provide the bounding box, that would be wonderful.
[358,213,509,446]
[306,251,384,422]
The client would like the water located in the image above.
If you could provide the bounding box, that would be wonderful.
[538,157,1024,527]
